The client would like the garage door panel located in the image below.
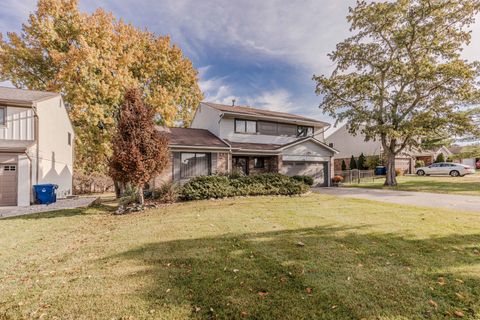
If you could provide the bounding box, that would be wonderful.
[0,164,18,206]
[283,161,327,187]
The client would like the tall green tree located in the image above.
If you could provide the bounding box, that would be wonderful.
[0,0,202,174]
[314,0,480,186]
[341,159,347,171]
[357,152,367,170]
[349,155,358,170]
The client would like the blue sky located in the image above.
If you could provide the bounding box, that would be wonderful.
[1,0,480,131]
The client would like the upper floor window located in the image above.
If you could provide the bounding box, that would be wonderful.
[0,107,5,126]
[68,132,72,146]
[235,119,257,134]
[297,126,314,137]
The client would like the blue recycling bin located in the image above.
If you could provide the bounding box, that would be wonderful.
[33,184,58,204]
[375,166,387,176]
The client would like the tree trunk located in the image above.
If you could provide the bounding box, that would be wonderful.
[137,187,144,205]
[384,153,398,186]
[114,181,122,199]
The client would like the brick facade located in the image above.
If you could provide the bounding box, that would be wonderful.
[416,156,433,166]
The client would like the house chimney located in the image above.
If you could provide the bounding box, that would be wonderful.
[232,99,236,107]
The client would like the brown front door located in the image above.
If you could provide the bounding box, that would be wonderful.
[233,157,249,175]
[0,164,18,206]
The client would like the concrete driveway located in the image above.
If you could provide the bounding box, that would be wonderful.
[0,197,99,219]
[314,187,480,212]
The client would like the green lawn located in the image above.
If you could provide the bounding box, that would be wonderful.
[1,194,480,319]
[347,173,480,196]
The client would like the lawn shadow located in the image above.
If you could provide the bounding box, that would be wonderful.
[106,226,480,319]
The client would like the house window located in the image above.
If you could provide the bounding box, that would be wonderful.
[254,157,265,168]
[0,107,5,126]
[180,153,210,179]
[68,132,72,146]
[3,165,16,171]
[297,126,314,137]
[235,119,257,133]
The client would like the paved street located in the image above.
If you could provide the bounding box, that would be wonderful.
[314,187,480,212]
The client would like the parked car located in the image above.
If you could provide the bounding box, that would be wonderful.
[416,162,476,177]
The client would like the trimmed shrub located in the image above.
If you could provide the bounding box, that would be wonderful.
[435,153,446,163]
[395,168,404,176]
[181,173,309,201]
[341,159,347,171]
[153,182,180,203]
[292,175,314,186]
[415,160,425,168]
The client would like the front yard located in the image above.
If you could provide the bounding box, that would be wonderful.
[1,194,479,319]
[348,173,480,196]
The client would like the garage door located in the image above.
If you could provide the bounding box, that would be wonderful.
[283,161,328,187]
[395,158,412,174]
[0,164,17,206]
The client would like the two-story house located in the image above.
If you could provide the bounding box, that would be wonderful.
[153,102,338,187]
[0,87,74,206]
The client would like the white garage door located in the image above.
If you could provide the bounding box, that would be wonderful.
[283,161,328,187]
[0,164,17,206]
[395,158,412,174]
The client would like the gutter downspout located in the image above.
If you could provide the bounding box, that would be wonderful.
[32,103,39,185]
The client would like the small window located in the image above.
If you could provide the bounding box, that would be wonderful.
[68,132,72,146]
[254,157,265,168]
[3,165,16,172]
[0,107,5,126]
[235,119,257,133]
[180,153,210,179]
[297,126,314,137]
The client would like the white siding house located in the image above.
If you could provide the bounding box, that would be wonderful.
[0,87,74,206]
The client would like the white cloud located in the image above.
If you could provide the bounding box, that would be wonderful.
[246,89,296,113]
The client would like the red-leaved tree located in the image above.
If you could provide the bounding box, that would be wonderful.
[109,88,170,204]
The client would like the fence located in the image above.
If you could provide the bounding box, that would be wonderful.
[334,169,377,184]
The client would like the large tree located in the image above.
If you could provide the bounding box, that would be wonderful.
[0,0,202,174]
[314,0,480,186]
[109,88,170,205]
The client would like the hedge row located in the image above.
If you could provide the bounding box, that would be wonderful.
[180,173,309,201]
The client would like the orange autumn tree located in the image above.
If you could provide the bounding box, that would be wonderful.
[0,0,202,174]
[109,88,170,205]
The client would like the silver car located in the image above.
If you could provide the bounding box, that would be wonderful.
[416,162,476,177]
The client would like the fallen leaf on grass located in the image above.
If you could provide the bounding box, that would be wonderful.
[331,305,337,309]
[428,299,438,309]
[455,292,465,300]
[258,291,268,298]
[437,277,446,286]
[241,311,248,318]
[296,241,305,247]
[306,287,313,294]
[454,310,464,318]
[455,279,464,284]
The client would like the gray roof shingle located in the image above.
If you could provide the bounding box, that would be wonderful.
[0,87,60,105]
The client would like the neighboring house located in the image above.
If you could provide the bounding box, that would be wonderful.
[449,145,480,168]
[326,124,452,173]
[152,102,338,187]
[0,87,74,206]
